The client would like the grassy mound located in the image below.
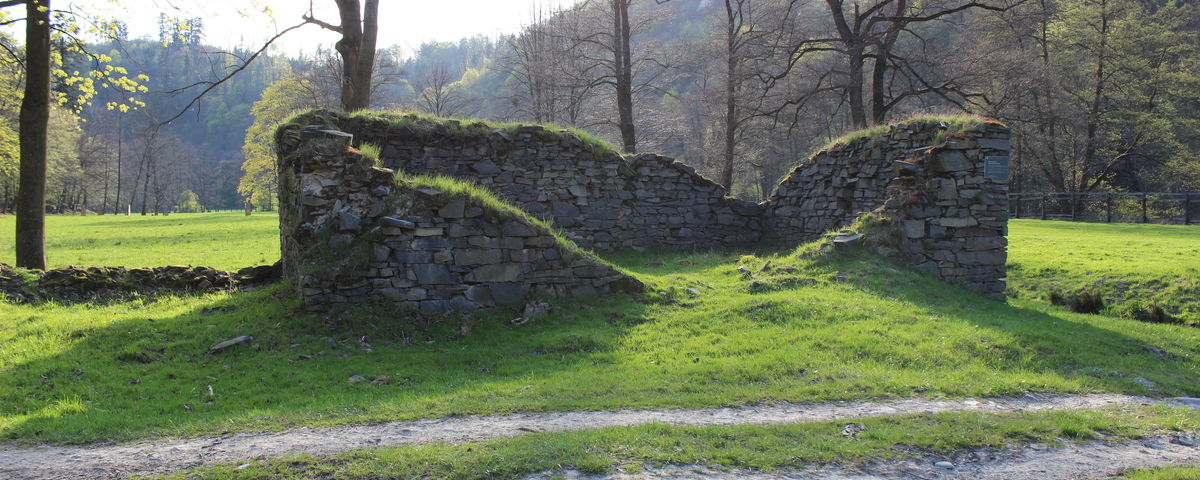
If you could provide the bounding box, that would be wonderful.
[1006,220,1200,326]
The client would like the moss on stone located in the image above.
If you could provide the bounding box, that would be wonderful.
[277,109,621,159]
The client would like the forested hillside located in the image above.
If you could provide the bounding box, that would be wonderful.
[2,0,1197,214]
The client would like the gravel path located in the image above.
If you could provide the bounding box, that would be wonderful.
[0,393,1195,480]
[519,434,1200,479]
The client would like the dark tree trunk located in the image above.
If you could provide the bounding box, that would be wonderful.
[613,0,636,153]
[15,0,51,269]
[333,0,378,111]
[720,0,738,190]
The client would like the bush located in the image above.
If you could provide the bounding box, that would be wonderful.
[1116,301,1181,325]
[175,190,204,213]
[1069,292,1105,314]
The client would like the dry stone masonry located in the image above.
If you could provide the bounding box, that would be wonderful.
[277,129,642,312]
[324,113,763,251]
[763,120,1011,298]
[276,110,1010,311]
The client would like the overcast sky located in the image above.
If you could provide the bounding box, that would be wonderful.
[73,0,583,57]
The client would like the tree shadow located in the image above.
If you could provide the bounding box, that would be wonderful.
[829,254,1200,396]
[0,282,656,445]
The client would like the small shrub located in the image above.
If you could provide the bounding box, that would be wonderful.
[1048,291,1067,306]
[1116,301,1181,325]
[1069,292,1105,314]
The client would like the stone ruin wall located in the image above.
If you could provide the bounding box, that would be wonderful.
[277,112,1011,311]
[277,130,642,313]
[762,122,1011,298]
[343,116,763,251]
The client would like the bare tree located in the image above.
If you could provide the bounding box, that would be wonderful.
[566,0,674,153]
[414,63,476,118]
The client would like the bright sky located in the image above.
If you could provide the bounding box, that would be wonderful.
[70,0,583,57]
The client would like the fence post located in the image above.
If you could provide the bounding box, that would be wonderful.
[1041,193,1047,220]
[1186,194,1193,225]
[1141,193,1148,223]
[1106,195,1113,223]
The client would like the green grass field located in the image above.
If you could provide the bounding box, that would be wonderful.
[0,212,280,270]
[1,216,1198,445]
[1007,220,1200,325]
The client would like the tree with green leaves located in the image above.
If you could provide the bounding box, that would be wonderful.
[0,0,145,269]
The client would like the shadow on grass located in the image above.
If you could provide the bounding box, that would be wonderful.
[3,246,1198,445]
[1,282,655,444]
[825,251,1200,396]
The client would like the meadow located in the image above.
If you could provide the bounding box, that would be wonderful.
[0,212,280,270]
[1,214,1198,447]
[1006,219,1200,325]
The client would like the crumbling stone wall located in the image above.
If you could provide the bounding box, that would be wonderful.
[328,113,762,250]
[277,111,1010,309]
[277,128,642,312]
[765,121,1011,297]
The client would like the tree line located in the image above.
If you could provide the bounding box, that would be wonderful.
[2,0,1197,269]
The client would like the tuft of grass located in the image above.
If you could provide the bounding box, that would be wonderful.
[147,405,1200,480]
[1122,465,1200,480]
[356,142,382,161]
[816,113,993,155]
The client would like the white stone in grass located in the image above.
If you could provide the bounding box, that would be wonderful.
[934,461,955,469]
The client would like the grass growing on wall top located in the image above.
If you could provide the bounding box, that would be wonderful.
[397,173,597,263]
[816,113,994,155]
[278,109,621,157]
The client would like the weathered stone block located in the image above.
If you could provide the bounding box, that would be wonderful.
[454,249,502,265]
[465,263,523,282]
[411,264,453,284]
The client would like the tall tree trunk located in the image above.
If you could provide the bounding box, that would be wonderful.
[846,46,867,129]
[114,113,122,214]
[720,0,738,189]
[333,0,378,111]
[15,0,51,269]
[1078,0,1109,193]
[613,0,637,153]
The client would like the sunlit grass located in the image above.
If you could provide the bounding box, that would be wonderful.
[2,242,1198,444]
[0,211,279,270]
[1006,219,1200,324]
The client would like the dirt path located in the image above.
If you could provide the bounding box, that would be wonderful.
[519,434,1200,479]
[0,393,1194,480]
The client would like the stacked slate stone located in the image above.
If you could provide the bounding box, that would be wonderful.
[625,154,762,248]
[872,125,1011,299]
[277,129,642,313]
[763,120,1010,298]
[764,123,943,242]
[277,112,1012,310]
[325,112,762,251]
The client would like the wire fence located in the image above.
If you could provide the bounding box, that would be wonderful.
[1008,192,1200,225]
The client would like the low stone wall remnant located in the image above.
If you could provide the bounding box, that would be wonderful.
[277,128,642,313]
[276,111,1010,311]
